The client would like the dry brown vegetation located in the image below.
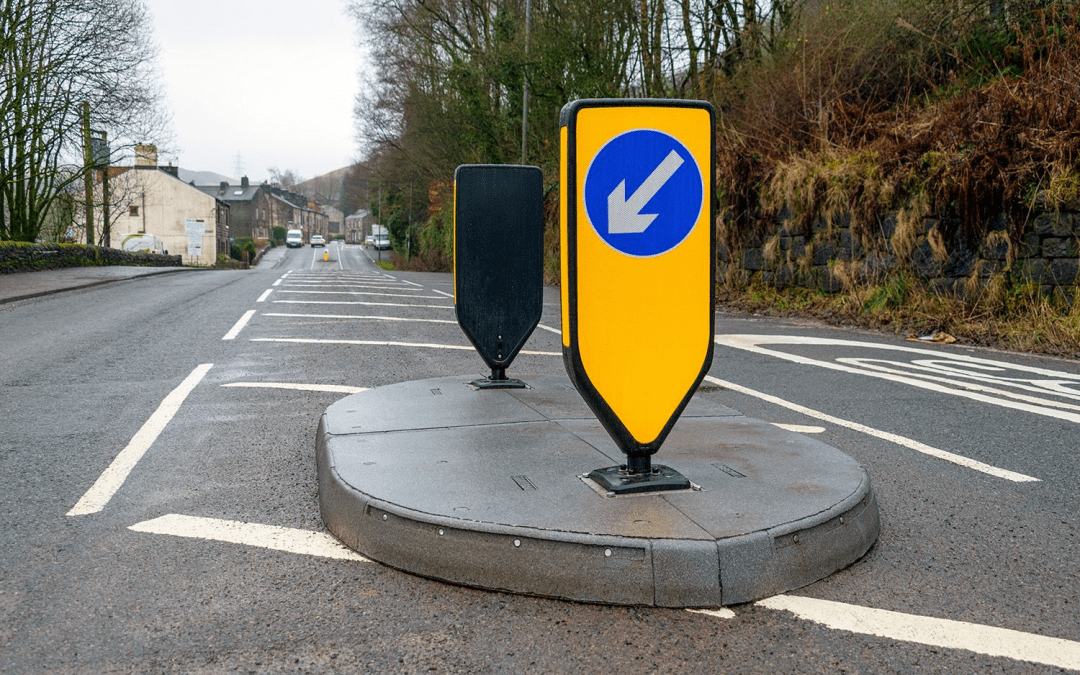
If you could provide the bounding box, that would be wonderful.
[713,0,1080,356]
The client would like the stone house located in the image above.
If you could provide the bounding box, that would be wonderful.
[266,187,329,242]
[197,177,273,241]
[344,209,373,244]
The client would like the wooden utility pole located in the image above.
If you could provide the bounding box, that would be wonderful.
[101,132,110,248]
[82,101,94,245]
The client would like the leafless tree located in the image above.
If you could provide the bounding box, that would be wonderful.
[0,0,169,242]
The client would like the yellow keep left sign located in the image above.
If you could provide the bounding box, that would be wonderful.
[560,98,715,461]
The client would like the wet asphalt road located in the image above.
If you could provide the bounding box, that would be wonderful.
[1,241,1078,673]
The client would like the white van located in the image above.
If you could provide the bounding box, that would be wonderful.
[285,229,303,248]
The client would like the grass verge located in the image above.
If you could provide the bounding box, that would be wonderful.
[718,279,1080,359]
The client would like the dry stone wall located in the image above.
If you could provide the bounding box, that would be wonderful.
[0,242,182,274]
[719,206,1080,299]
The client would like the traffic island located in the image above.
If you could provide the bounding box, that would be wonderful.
[317,374,879,607]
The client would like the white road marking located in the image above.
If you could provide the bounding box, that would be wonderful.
[222,310,256,340]
[279,290,444,299]
[400,279,423,287]
[686,608,736,620]
[715,334,1080,423]
[68,364,213,516]
[263,312,456,324]
[703,375,1039,483]
[772,423,826,434]
[272,278,283,287]
[284,283,416,290]
[221,382,367,394]
[272,300,453,309]
[129,514,369,562]
[757,595,1080,671]
[535,323,562,335]
[251,337,560,356]
[256,289,272,303]
[433,289,454,299]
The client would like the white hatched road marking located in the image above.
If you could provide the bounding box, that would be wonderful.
[272,300,453,309]
[772,423,826,433]
[251,337,560,356]
[221,382,367,394]
[129,514,369,562]
[756,595,1080,671]
[704,375,1038,482]
[222,310,256,340]
[263,312,456,324]
[68,364,213,516]
[279,290,444,299]
[716,334,1080,422]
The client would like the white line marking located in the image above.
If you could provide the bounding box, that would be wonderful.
[222,310,256,340]
[222,382,367,394]
[272,300,453,309]
[433,289,454,299]
[284,283,415,289]
[263,313,457,324]
[772,423,826,434]
[757,595,1080,671]
[715,335,1080,423]
[129,514,369,562]
[535,323,562,335]
[256,289,272,303]
[703,375,1039,483]
[272,278,282,287]
[686,608,736,620]
[68,364,213,516]
[401,279,423,287]
[279,290,444,299]
[251,337,561,356]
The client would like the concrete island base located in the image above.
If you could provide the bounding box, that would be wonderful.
[317,374,879,607]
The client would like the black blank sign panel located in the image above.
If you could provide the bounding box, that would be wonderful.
[454,164,544,372]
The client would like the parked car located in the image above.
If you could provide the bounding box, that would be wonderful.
[285,229,303,248]
[374,234,391,250]
[310,234,326,247]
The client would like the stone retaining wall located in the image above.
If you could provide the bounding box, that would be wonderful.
[720,207,1080,299]
[0,242,183,274]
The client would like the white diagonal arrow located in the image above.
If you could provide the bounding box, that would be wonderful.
[607,149,685,234]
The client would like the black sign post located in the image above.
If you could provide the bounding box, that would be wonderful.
[454,165,544,388]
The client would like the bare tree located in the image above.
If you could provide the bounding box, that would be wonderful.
[0,0,168,242]
[267,167,304,190]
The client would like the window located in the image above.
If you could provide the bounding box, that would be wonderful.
[129,206,139,216]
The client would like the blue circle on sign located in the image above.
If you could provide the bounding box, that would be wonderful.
[583,129,703,257]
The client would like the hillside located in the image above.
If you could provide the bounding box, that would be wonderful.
[294,166,352,203]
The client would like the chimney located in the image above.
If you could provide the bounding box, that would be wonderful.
[134,143,158,167]
[241,176,249,188]
[219,181,228,196]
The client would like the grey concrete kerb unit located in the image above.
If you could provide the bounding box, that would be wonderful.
[317,374,879,607]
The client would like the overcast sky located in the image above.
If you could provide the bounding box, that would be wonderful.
[145,0,365,183]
